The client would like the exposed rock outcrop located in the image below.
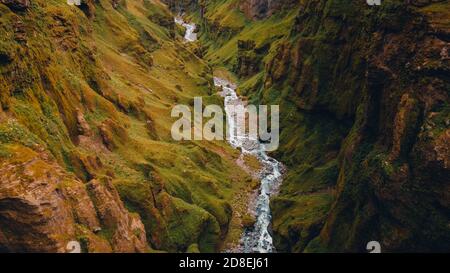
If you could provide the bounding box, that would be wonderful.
[98,119,129,151]
[0,144,148,252]
[87,178,148,252]
[111,0,121,9]
[0,145,81,252]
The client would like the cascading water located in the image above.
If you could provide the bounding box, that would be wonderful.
[175,16,284,253]
[174,16,197,42]
[214,78,284,253]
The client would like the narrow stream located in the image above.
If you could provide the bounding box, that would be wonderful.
[174,16,197,42]
[214,78,284,253]
[175,17,284,253]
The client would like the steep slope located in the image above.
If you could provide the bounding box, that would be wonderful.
[0,0,255,252]
[181,0,450,252]
[264,0,449,253]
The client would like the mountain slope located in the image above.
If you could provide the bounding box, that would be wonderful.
[0,0,256,252]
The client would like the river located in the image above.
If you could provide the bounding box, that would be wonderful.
[174,16,197,42]
[214,78,284,253]
[175,17,284,253]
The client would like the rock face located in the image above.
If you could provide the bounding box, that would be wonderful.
[87,178,148,252]
[111,0,120,9]
[261,1,450,252]
[0,145,80,252]
[193,0,449,253]
[0,144,148,252]
[1,0,447,254]
[77,0,96,18]
[0,0,30,11]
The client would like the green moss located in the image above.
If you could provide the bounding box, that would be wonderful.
[271,192,333,252]
[0,119,45,148]
[195,4,298,69]
[97,228,115,243]
[0,144,11,159]
[186,243,200,253]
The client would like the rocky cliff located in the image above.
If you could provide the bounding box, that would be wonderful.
[265,0,449,253]
[190,0,449,252]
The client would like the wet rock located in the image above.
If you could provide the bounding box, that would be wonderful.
[241,214,256,229]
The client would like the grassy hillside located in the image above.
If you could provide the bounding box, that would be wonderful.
[0,0,257,252]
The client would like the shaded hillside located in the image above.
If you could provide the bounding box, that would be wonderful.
[181,0,450,252]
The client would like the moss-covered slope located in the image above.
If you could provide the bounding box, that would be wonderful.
[0,0,255,253]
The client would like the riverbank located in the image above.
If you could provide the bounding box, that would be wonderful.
[214,76,285,253]
[174,15,263,252]
[176,14,286,253]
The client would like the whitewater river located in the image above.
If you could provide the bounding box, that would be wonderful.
[176,17,284,253]
[214,78,284,253]
[174,16,197,42]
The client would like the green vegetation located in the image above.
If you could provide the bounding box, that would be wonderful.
[0,0,256,253]
[1,0,448,253]
[187,0,450,253]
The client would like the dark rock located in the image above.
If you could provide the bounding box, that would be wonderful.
[0,0,30,11]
